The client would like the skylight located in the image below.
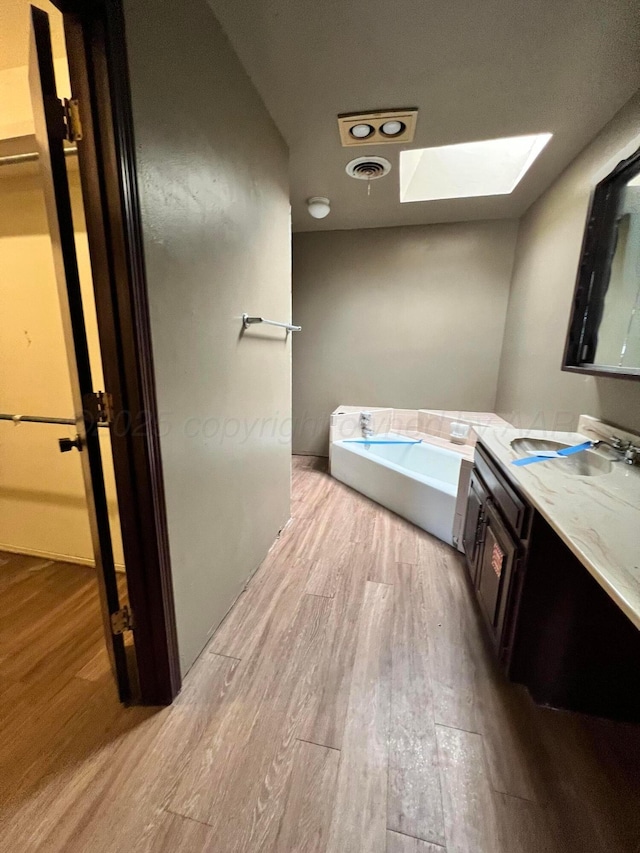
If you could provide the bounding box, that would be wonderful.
[400,133,552,203]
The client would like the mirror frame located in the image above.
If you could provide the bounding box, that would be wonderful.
[563,144,640,381]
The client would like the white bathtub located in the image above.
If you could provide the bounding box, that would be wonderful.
[331,432,462,545]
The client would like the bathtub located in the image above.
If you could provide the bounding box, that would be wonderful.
[331,432,462,545]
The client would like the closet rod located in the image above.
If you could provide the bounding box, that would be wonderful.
[0,146,78,167]
[0,413,107,427]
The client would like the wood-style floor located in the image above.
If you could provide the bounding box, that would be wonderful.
[1,460,640,852]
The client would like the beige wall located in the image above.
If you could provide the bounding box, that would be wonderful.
[0,57,69,142]
[292,222,518,455]
[123,0,291,673]
[496,92,640,433]
[0,21,124,569]
[0,170,124,567]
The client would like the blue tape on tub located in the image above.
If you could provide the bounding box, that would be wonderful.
[342,439,423,445]
[511,440,593,467]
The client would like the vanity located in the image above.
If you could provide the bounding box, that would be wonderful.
[463,420,640,722]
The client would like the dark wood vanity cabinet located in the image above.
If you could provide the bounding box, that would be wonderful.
[463,441,640,723]
[463,445,530,666]
[475,501,520,649]
[461,472,487,580]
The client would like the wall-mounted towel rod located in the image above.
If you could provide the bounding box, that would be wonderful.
[0,412,107,427]
[0,146,78,167]
[242,314,301,332]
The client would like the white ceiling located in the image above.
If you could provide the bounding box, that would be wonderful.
[208,0,640,232]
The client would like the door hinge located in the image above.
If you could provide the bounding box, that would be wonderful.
[111,606,134,635]
[62,97,83,142]
[85,390,114,425]
[95,391,114,424]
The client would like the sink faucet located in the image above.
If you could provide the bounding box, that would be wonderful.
[592,437,640,466]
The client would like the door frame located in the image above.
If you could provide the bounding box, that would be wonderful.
[50,0,181,704]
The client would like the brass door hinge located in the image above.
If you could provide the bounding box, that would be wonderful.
[63,97,83,142]
[95,391,114,424]
[111,606,134,635]
[84,390,114,425]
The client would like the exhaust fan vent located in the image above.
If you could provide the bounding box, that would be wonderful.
[345,156,391,180]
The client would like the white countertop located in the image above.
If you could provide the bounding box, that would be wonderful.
[477,427,640,630]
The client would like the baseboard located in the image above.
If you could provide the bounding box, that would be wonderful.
[0,543,126,573]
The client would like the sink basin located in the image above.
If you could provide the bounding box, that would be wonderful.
[511,438,570,455]
[510,437,613,476]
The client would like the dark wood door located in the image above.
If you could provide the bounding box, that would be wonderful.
[476,499,519,649]
[29,5,130,701]
[462,472,488,582]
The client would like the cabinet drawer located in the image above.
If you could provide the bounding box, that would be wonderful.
[475,444,528,537]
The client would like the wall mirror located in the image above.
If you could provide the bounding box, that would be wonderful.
[564,145,640,380]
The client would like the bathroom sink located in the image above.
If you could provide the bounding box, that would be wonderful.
[510,437,613,476]
[511,438,570,456]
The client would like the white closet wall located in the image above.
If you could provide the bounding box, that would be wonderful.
[0,57,124,568]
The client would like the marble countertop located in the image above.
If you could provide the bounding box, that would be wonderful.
[477,427,640,630]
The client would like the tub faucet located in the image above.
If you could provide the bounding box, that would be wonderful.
[360,411,374,439]
[592,437,640,466]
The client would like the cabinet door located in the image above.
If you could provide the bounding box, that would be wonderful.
[476,500,519,648]
[462,473,488,581]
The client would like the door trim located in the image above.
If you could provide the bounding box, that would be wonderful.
[52,0,181,704]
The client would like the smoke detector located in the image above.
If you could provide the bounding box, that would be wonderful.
[345,156,392,181]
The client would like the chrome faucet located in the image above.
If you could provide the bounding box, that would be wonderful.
[360,411,374,439]
[592,437,640,466]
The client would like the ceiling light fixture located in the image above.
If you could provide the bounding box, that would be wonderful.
[380,120,405,137]
[350,123,374,139]
[338,109,418,146]
[307,196,331,219]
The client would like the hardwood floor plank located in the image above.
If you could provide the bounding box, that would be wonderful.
[292,468,332,520]
[326,581,393,853]
[296,484,356,562]
[0,652,237,852]
[273,739,340,852]
[304,536,354,598]
[169,593,332,849]
[297,545,369,750]
[367,511,420,583]
[350,495,377,544]
[386,829,446,852]
[436,724,502,853]
[420,539,479,733]
[209,556,313,659]
[420,539,544,802]
[137,810,218,852]
[388,563,445,846]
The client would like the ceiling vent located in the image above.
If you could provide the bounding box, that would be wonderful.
[338,109,418,147]
[346,156,392,181]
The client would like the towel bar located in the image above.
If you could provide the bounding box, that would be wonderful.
[242,314,301,332]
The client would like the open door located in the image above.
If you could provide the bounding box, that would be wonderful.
[29,5,131,702]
